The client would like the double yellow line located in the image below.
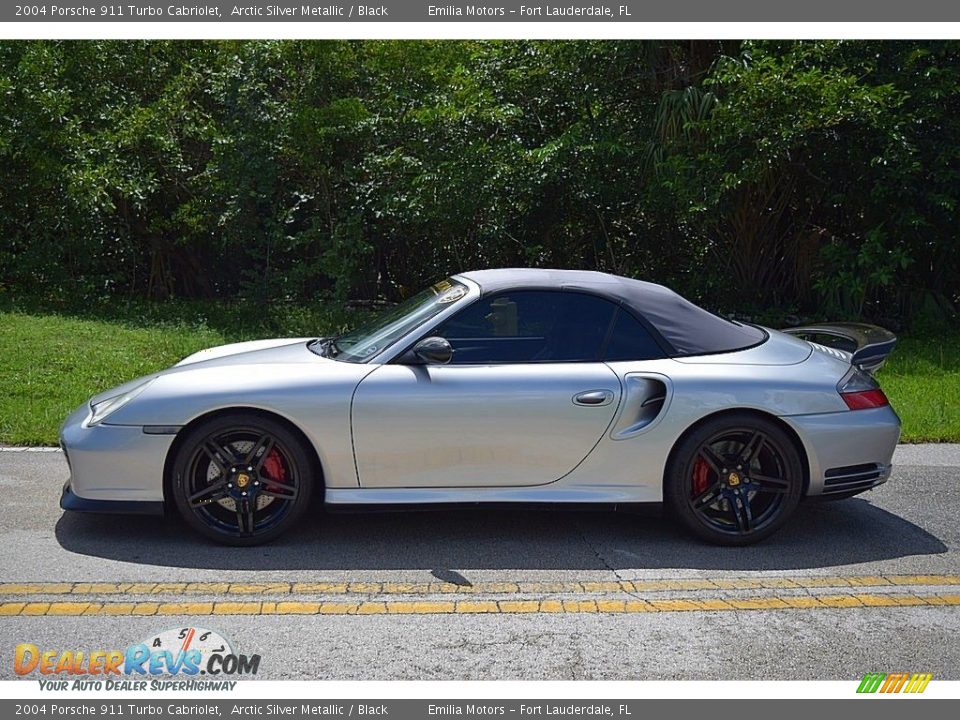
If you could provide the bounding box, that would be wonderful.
[1,574,959,617]
[2,592,960,617]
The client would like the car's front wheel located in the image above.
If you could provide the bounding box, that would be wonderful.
[665,413,803,545]
[171,413,315,546]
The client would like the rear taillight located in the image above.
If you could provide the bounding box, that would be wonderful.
[841,388,889,410]
[838,368,889,410]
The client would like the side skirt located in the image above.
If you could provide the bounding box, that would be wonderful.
[324,485,658,506]
[323,500,662,516]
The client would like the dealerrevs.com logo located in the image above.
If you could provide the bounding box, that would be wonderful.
[857,673,933,694]
[14,627,260,691]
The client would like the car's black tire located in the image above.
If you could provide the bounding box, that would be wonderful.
[171,413,315,546]
[664,413,803,546]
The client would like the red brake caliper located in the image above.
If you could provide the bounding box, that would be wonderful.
[692,457,710,497]
[261,449,287,492]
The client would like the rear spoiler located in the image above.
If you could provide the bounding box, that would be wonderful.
[781,322,897,374]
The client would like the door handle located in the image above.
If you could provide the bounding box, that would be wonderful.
[573,390,614,407]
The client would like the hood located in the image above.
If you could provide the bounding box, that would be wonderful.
[174,338,320,368]
[77,337,356,428]
[88,338,322,405]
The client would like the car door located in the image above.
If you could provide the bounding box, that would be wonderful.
[351,291,624,488]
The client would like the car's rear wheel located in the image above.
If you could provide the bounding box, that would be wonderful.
[171,413,314,546]
[665,414,803,545]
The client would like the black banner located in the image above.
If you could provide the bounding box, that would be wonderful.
[5,1,960,23]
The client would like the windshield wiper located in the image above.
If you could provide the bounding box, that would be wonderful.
[310,337,341,359]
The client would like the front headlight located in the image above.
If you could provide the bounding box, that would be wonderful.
[86,380,154,427]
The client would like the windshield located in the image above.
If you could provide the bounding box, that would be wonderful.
[314,279,469,363]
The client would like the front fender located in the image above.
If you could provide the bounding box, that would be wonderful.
[102,362,375,489]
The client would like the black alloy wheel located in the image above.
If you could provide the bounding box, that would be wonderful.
[172,413,314,545]
[665,413,803,545]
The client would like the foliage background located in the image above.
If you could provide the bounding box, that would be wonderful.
[1,40,959,445]
[1,39,958,326]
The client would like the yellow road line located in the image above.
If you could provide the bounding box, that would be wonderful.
[2,574,960,597]
[1,593,959,617]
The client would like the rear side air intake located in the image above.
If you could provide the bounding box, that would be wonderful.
[821,463,887,498]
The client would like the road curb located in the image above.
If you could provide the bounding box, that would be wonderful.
[893,444,960,466]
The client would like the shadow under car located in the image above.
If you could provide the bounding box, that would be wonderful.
[54,497,947,572]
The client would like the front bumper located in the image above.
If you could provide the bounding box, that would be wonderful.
[60,482,163,515]
[782,404,901,497]
[59,403,177,510]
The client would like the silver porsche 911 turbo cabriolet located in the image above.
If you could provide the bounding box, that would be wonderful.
[60,269,901,546]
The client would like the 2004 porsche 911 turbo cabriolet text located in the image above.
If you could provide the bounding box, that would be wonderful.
[60,269,901,546]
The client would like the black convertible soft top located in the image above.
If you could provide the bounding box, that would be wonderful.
[456,268,766,357]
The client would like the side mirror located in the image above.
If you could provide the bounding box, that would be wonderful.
[410,336,453,365]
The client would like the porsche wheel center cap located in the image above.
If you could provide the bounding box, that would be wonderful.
[226,466,260,500]
[727,472,742,487]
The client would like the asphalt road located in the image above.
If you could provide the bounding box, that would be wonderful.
[1,445,958,681]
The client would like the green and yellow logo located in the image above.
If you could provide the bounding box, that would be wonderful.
[857,672,932,694]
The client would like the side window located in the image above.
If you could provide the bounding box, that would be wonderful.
[603,309,665,361]
[434,291,617,363]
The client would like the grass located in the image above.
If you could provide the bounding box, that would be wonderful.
[0,297,369,446]
[0,312,225,445]
[877,334,960,443]
[0,297,957,445]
